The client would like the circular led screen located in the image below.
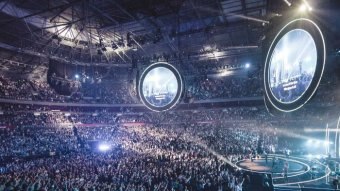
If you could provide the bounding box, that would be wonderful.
[264,18,326,112]
[269,29,317,103]
[139,62,183,112]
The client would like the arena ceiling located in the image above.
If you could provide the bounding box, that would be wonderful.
[0,0,276,64]
[3,0,336,67]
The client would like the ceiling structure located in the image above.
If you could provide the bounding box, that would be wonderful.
[0,0,274,65]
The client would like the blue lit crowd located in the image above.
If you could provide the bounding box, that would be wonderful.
[0,74,264,104]
[0,109,279,191]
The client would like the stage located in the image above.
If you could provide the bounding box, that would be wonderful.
[235,155,331,187]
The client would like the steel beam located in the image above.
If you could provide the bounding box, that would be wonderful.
[88,3,119,26]
[0,0,81,26]
[0,0,10,12]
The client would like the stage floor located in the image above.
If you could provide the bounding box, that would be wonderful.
[236,158,306,174]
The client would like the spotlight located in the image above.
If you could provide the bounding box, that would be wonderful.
[117,39,125,47]
[98,143,110,152]
[112,42,118,50]
[245,63,250,69]
[75,74,79,79]
[283,0,291,6]
[127,32,133,47]
[299,4,307,12]
[299,3,312,12]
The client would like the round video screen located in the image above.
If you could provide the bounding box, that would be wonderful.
[264,18,326,112]
[139,62,183,112]
[269,29,317,103]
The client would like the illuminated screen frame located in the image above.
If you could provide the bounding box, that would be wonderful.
[264,18,326,112]
[138,62,183,112]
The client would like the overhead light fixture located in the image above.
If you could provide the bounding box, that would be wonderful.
[299,4,307,12]
[117,38,124,47]
[52,35,62,44]
[299,2,312,12]
[283,0,291,6]
[127,32,133,47]
[112,42,118,50]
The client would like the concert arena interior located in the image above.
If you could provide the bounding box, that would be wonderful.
[0,0,340,191]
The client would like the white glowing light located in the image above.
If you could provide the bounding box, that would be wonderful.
[245,63,250,69]
[300,4,307,12]
[98,143,110,152]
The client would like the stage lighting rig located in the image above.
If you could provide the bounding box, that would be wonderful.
[52,35,62,44]
[127,32,133,47]
[283,0,291,7]
[117,38,125,47]
[299,1,312,12]
[111,41,118,50]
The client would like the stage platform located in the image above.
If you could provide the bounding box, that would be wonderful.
[235,154,331,188]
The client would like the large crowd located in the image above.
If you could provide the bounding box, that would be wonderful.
[0,95,338,190]
[186,77,262,100]
[0,107,281,191]
[0,75,139,104]
[1,52,339,106]
[0,74,265,104]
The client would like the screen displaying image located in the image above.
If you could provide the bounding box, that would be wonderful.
[269,29,317,103]
[142,67,179,107]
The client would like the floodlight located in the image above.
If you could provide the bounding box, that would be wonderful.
[98,143,110,152]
